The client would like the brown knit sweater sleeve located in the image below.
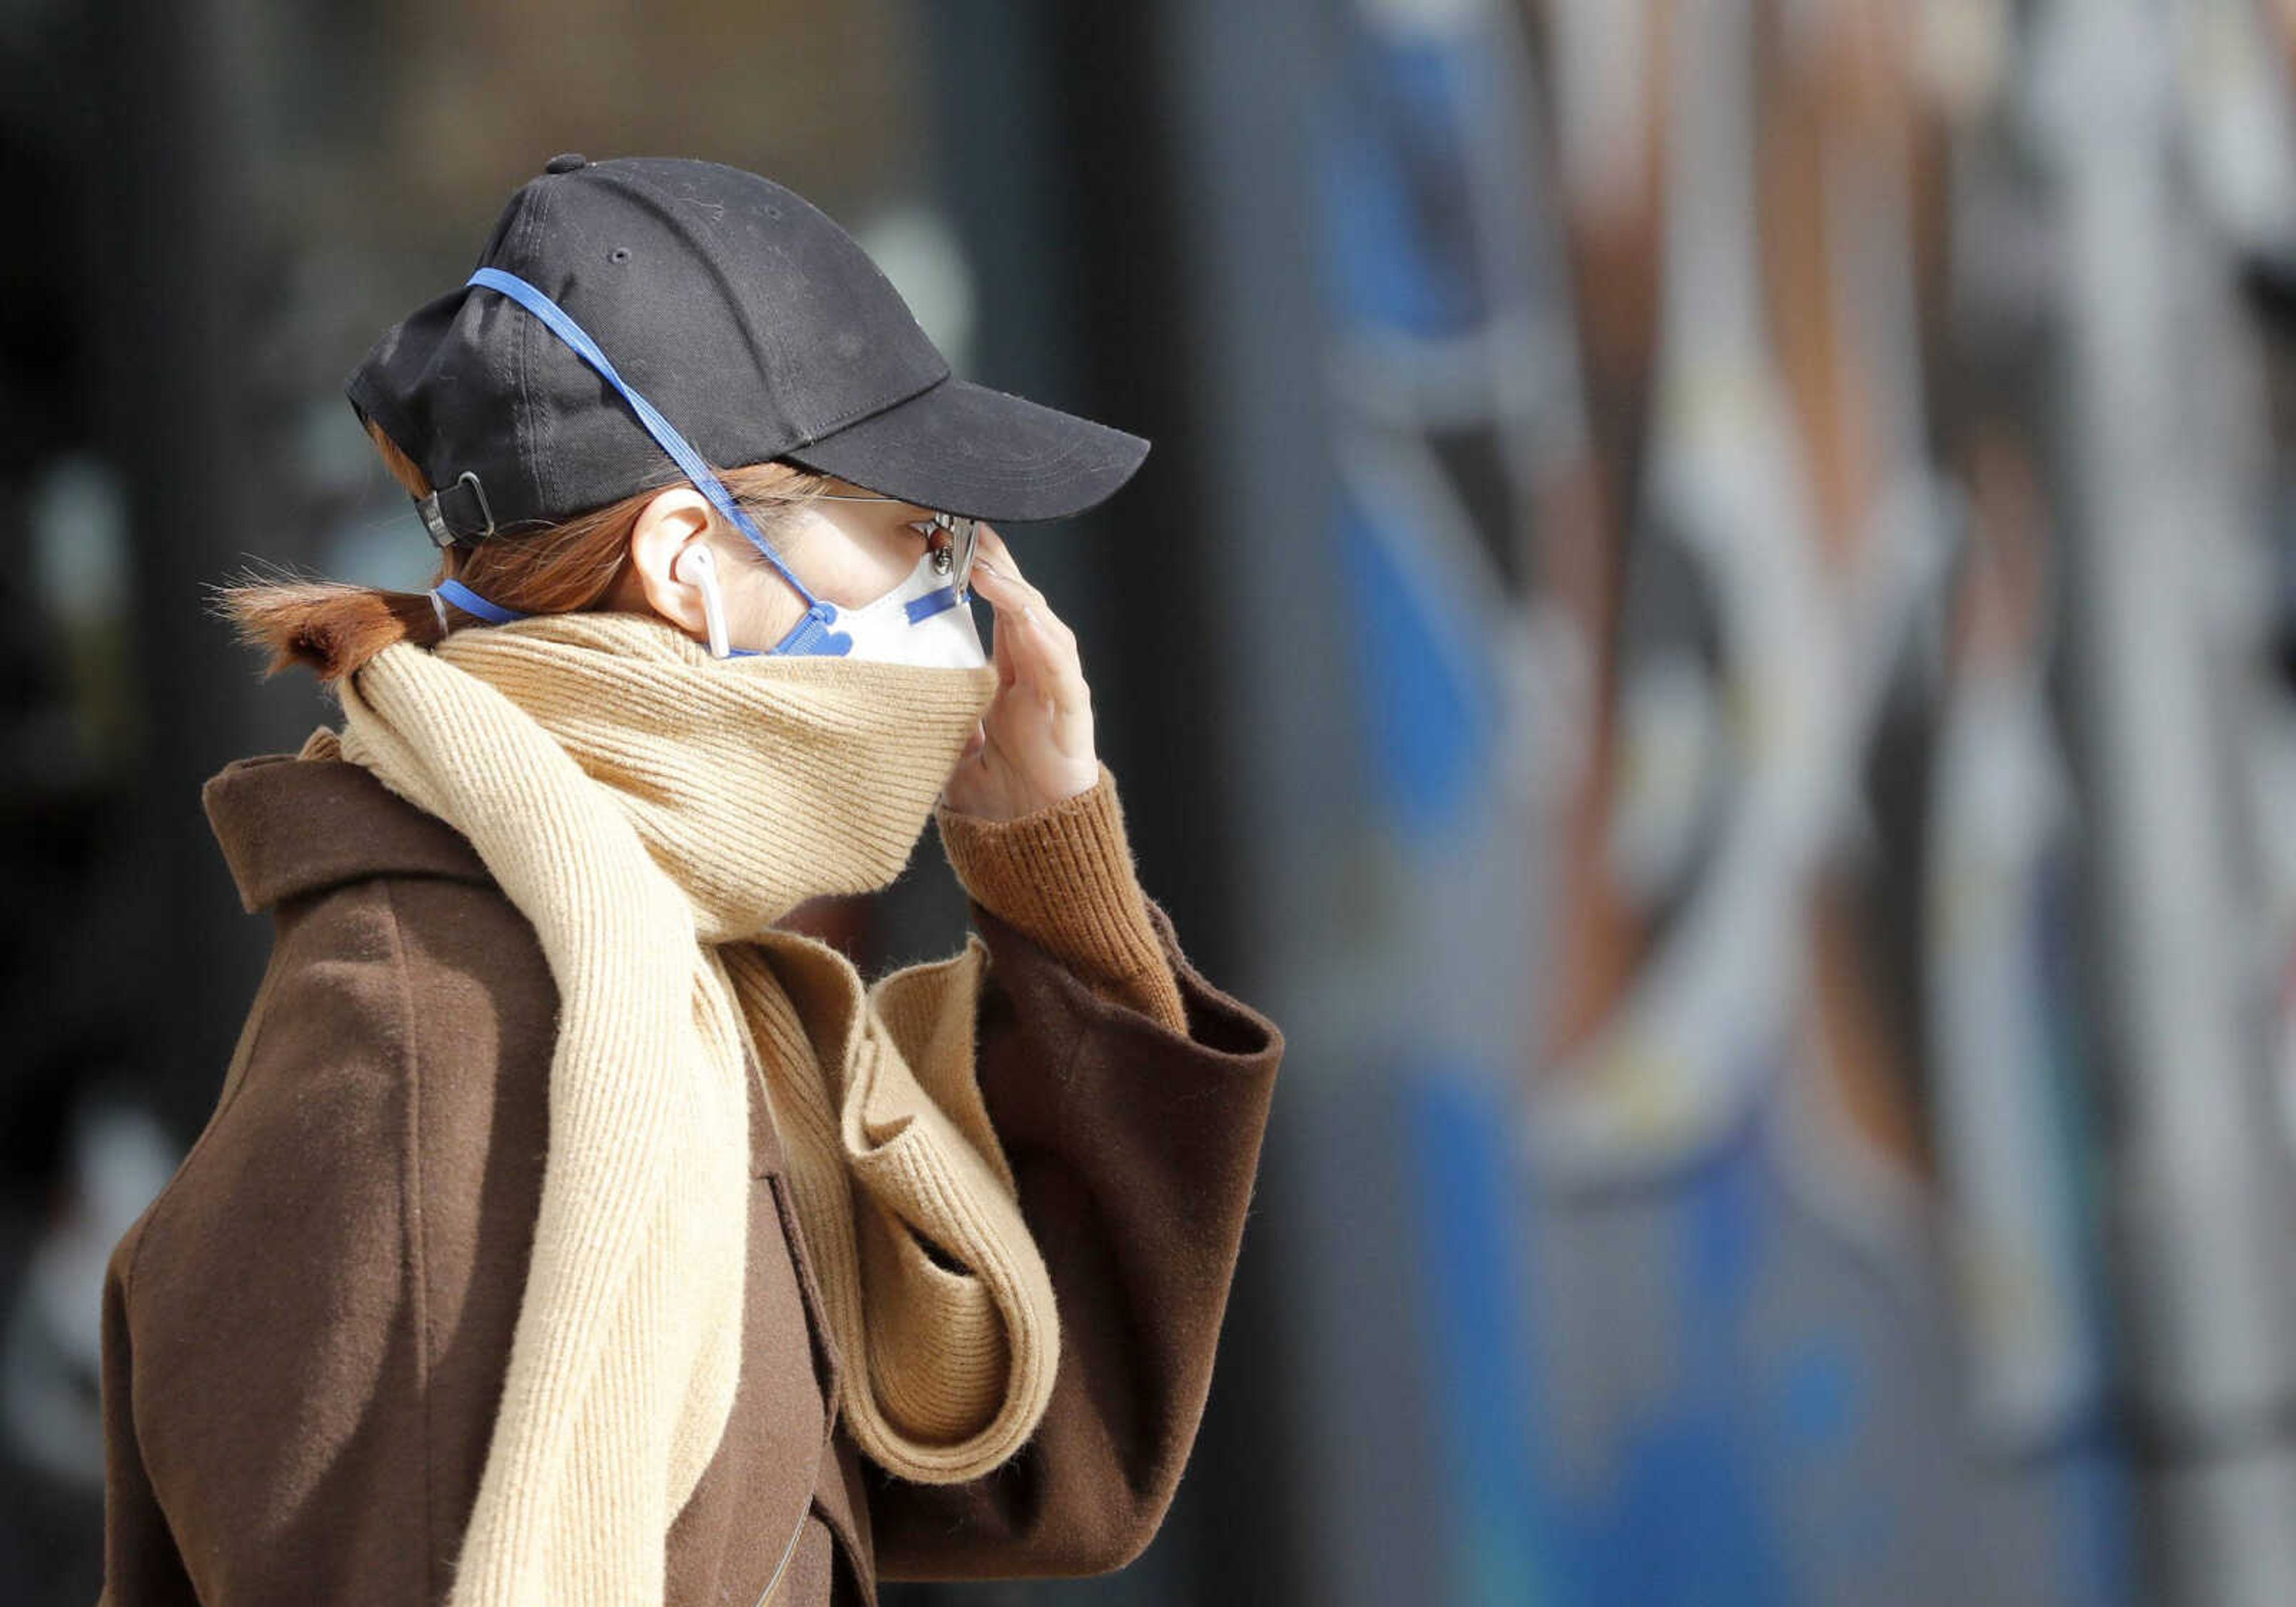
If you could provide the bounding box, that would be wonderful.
[932,761,1189,1034]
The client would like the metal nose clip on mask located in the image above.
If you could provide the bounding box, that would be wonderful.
[422,266,985,666]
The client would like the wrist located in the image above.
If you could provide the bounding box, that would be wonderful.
[935,762,1162,968]
[942,757,1100,824]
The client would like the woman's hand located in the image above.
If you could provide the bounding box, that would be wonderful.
[940,524,1101,821]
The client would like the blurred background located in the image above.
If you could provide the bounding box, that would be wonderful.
[10,0,2296,1602]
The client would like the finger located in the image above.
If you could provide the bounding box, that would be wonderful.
[973,567,1061,686]
[999,603,1092,756]
[987,593,1018,688]
[975,557,1078,662]
[969,559,1040,621]
[972,541,1051,616]
[999,597,1064,691]
[972,546,1086,714]
[974,529,1096,777]
[985,601,1047,707]
[1040,622,1093,756]
[985,607,1060,719]
[983,540,1073,650]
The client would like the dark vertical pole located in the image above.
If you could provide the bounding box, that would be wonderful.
[1028,11,1305,1605]
[906,4,1306,1605]
[913,1,1242,961]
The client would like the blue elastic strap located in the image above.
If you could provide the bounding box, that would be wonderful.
[435,576,529,624]
[462,267,851,657]
[904,585,963,624]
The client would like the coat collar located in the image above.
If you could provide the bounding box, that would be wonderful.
[203,743,497,913]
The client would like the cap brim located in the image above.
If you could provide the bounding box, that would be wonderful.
[778,375,1149,523]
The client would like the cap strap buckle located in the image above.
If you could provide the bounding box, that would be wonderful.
[417,470,498,549]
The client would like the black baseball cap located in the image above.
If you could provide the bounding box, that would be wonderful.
[345,152,1150,544]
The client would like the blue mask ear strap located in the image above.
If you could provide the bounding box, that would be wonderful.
[463,267,846,656]
[431,575,841,658]
[433,576,529,624]
[767,601,851,655]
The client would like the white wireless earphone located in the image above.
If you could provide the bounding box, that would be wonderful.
[677,544,733,658]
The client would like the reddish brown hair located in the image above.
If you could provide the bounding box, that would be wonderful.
[209,418,835,682]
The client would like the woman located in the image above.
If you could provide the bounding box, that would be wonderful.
[94,154,1284,1607]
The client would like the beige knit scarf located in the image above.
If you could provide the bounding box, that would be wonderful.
[326,609,1060,1607]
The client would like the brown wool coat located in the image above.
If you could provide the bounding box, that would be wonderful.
[96,749,1283,1606]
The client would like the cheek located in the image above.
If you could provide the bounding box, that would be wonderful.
[725,557,800,631]
[817,537,920,609]
[771,513,925,609]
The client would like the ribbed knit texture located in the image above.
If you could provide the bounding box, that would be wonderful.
[327,610,1061,1607]
[935,763,1189,1034]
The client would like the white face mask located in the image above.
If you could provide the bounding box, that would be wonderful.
[819,546,990,669]
[689,542,988,669]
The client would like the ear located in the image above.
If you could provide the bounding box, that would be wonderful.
[627,488,716,633]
